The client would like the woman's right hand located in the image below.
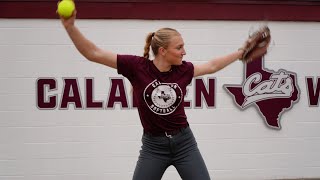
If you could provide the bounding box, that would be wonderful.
[59,10,77,29]
[57,0,77,29]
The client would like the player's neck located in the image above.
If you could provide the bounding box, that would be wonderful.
[153,58,172,72]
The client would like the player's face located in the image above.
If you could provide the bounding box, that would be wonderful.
[164,35,186,65]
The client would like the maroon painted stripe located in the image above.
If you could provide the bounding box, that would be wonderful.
[0,1,319,21]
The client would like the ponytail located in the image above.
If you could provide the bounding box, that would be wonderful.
[143,32,154,59]
[143,28,180,59]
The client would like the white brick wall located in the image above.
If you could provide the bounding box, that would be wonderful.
[0,19,320,180]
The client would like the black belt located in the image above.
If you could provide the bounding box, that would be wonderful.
[143,124,189,138]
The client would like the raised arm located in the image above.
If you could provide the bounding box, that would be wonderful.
[193,49,244,77]
[60,11,117,69]
[194,26,271,77]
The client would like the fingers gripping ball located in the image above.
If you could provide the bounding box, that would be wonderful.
[57,0,75,18]
[239,26,271,63]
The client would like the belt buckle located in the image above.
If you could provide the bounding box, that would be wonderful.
[165,132,173,138]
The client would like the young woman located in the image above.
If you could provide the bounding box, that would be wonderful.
[60,10,246,180]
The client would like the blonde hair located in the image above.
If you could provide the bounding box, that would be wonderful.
[143,28,181,59]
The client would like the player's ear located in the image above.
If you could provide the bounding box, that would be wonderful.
[158,47,167,56]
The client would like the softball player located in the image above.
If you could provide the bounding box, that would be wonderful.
[60,10,247,180]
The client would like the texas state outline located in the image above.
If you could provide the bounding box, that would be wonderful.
[223,57,300,129]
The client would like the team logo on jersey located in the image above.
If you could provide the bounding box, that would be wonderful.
[144,80,183,115]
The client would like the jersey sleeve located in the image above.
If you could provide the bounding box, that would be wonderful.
[117,54,141,82]
[184,61,194,85]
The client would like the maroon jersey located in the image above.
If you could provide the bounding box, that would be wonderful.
[117,54,194,134]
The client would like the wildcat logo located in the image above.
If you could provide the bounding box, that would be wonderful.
[144,80,182,115]
[224,57,300,129]
[242,71,294,107]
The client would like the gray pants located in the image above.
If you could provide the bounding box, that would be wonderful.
[132,126,211,180]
